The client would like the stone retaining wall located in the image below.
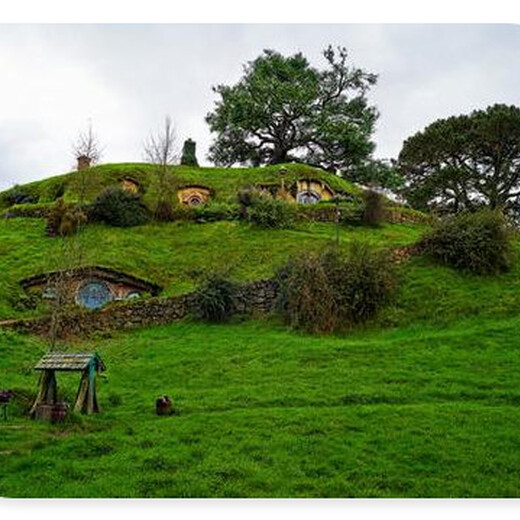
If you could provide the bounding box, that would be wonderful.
[0,279,279,339]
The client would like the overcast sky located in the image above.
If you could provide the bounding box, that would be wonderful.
[0,24,519,190]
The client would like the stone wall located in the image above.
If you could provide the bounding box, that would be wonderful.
[1,279,279,339]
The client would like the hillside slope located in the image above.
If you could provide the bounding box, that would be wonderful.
[0,163,362,207]
[1,215,520,334]
[0,217,423,321]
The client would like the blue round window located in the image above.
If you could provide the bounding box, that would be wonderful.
[77,280,112,310]
[297,190,321,205]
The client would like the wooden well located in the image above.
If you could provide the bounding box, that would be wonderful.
[30,352,106,418]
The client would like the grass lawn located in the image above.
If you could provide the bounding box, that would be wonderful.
[2,315,520,497]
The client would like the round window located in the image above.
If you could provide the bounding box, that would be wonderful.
[297,190,321,205]
[186,195,203,206]
[76,280,112,310]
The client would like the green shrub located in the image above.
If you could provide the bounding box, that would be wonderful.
[154,200,175,222]
[276,252,337,334]
[194,274,237,323]
[362,189,385,227]
[238,187,262,219]
[172,205,197,221]
[88,187,149,227]
[421,210,512,275]
[324,242,396,325]
[170,202,239,223]
[297,201,364,224]
[45,198,87,237]
[277,243,396,334]
[193,202,239,223]
[247,194,296,229]
[237,187,257,207]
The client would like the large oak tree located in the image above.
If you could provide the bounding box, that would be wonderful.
[206,46,378,174]
[398,104,520,215]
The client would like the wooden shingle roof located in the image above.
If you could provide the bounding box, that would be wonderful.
[35,352,105,372]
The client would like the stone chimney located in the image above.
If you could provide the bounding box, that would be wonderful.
[77,155,91,171]
[180,139,199,167]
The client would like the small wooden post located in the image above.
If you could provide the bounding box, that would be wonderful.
[30,370,57,416]
[87,361,97,414]
[74,371,89,413]
[74,361,100,414]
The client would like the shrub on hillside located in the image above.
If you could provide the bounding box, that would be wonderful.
[421,210,512,275]
[296,201,364,225]
[45,198,87,237]
[238,187,262,219]
[193,202,240,223]
[362,189,385,227]
[323,242,396,325]
[246,193,296,229]
[88,187,149,227]
[237,187,262,208]
[194,273,238,323]
[277,243,396,334]
[276,252,337,334]
[154,200,175,222]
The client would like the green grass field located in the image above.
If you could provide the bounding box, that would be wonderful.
[2,164,520,497]
[3,315,520,497]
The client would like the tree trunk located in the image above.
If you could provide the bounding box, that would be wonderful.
[271,146,288,164]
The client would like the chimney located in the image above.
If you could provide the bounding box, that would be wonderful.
[77,155,91,171]
[180,139,199,167]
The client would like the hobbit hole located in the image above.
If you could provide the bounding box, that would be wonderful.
[295,179,334,204]
[76,280,112,310]
[20,267,161,310]
[297,190,321,204]
[177,186,211,206]
[120,177,140,194]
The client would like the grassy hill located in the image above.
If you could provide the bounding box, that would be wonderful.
[2,163,520,497]
[0,162,362,209]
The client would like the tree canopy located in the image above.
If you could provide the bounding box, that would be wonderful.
[206,46,378,174]
[398,104,520,215]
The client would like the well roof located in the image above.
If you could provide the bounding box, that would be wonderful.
[35,352,105,372]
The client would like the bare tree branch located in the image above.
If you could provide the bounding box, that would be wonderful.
[144,116,179,168]
[72,122,103,165]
